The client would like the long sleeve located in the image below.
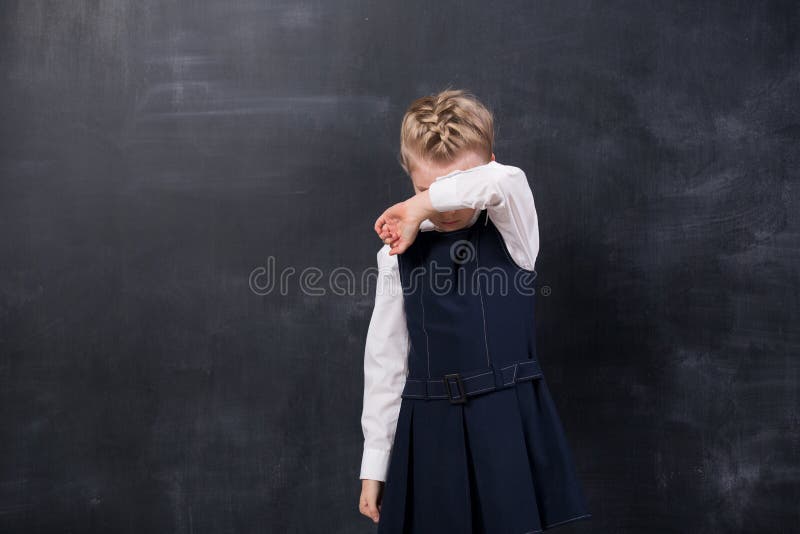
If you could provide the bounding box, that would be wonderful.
[427,160,540,271]
[359,244,409,482]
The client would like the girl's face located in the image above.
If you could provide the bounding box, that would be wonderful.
[408,150,495,231]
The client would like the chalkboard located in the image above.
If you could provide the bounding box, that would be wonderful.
[1,1,797,532]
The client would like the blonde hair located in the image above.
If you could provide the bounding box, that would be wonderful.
[398,88,495,175]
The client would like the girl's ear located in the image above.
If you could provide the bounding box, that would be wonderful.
[491,152,496,161]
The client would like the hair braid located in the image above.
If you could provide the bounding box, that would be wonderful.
[399,88,494,175]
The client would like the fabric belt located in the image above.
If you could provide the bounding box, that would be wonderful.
[401,359,543,404]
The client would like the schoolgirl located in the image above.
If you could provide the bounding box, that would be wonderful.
[358,89,591,533]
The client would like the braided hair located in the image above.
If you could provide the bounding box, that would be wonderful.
[399,87,495,175]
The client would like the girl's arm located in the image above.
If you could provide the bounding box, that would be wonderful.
[359,243,409,482]
[427,160,540,271]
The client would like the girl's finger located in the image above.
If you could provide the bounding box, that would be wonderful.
[374,215,386,235]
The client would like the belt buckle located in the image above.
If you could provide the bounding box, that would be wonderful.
[443,373,467,404]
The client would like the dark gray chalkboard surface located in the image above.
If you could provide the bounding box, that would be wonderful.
[1,1,798,533]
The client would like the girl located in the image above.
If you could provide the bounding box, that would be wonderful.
[358,89,591,533]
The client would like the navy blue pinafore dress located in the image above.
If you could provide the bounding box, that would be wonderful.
[376,209,591,534]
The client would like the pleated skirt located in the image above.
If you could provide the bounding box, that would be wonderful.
[376,376,592,534]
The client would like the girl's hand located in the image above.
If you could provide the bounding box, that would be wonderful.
[359,479,383,523]
[374,191,435,255]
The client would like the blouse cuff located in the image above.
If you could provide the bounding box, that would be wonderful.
[360,447,392,482]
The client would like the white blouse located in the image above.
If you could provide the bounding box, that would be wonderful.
[359,160,541,481]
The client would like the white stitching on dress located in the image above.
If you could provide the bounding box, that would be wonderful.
[476,211,492,367]
[419,264,432,379]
